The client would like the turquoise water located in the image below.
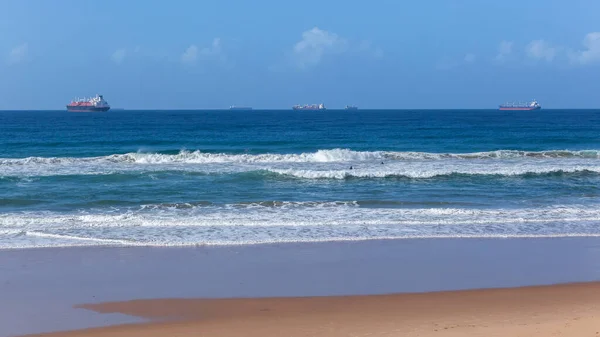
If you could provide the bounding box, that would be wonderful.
[1,109,600,248]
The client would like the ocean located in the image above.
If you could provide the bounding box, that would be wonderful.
[1,109,599,249]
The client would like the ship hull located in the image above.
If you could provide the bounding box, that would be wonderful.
[66,106,110,112]
[498,106,541,111]
[292,107,326,111]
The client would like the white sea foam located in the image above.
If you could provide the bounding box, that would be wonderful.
[0,149,384,165]
[1,204,600,249]
[267,165,600,179]
[1,149,600,178]
[1,149,599,166]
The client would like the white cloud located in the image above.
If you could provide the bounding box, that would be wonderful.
[291,27,347,68]
[526,40,556,62]
[111,48,127,64]
[285,28,382,69]
[200,38,222,57]
[495,40,513,62]
[7,43,28,64]
[181,45,198,65]
[181,38,227,66]
[569,32,600,65]
[464,53,476,63]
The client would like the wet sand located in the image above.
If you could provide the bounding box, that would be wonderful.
[25,283,600,336]
[2,237,600,336]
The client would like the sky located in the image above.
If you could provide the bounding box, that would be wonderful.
[1,0,600,109]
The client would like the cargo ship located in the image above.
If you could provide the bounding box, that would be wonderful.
[498,100,541,111]
[292,103,326,110]
[345,105,358,110]
[66,94,110,112]
[229,105,253,111]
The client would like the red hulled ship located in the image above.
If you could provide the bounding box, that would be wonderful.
[66,94,110,112]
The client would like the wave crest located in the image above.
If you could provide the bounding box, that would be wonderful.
[2,148,600,166]
[2,149,600,179]
[267,168,600,179]
[2,204,600,249]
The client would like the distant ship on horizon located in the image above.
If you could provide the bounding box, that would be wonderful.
[66,94,110,112]
[498,100,541,111]
[292,103,326,111]
[229,105,253,111]
[345,105,358,110]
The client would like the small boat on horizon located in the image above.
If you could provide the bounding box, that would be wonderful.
[229,105,253,111]
[345,105,358,110]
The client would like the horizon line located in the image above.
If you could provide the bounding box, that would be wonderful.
[0,108,598,112]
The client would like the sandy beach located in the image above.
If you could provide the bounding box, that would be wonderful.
[3,238,600,336]
[24,282,600,337]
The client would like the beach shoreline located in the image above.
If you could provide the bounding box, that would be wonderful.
[23,282,600,336]
[3,237,600,336]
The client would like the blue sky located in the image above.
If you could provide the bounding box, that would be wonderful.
[1,0,600,109]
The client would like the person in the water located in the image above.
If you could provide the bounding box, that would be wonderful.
[349,166,353,170]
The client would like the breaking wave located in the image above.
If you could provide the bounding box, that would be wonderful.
[1,148,600,166]
[266,168,600,179]
[2,203,600,249]
[1,149,600,179]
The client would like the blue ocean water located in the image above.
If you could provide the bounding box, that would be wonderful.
[1,109,599,249]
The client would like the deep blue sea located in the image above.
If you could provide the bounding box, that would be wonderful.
[1,109,599,249]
